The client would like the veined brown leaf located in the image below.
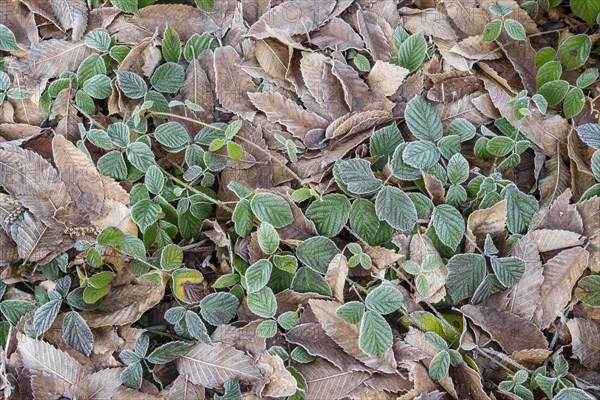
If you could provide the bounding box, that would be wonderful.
[577,197,600,272]
[300,53,349,120]
[443,0,488,37]
[177,341,262,389]
[255,38,290,82]
[248,91,328,139]
[330,59,385,112]
[325,254,348,303]
[400,8,458,41]
[48,0,88,41]
[68,368,124,400]
[295,358,369,400]
[530,189,583,234]
[356,8,394,62]
[309,299,397,374]
[132,5,219,41]
[566,318,600,369]
[214,46,257,121]
[368,61,409,97]
[16,212,71,263]
[533,247,589,329]
[257,351,297,398]
[162,374,205,400]
[529,229,585,253]
[311,18,364,52]
[325,110,392,139]
[0,228,18,265]
[0,0,38,48]
[119,37,162,78]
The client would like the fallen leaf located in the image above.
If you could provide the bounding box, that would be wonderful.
[368,61,409,97]
[566,318,600,369]
[213,46,257,121]
[325,254,348,303]
[295,358,370,400]
[48,0,88,41]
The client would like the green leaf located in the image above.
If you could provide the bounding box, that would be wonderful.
[145,165,164,195]
[554,388,595,400]
[83,74,112,100]
[305,194,350,237]
[251,193,293,228]
[200,292,239,325]
[429,351,450,381]
[195,0,215,12]
[89,271,114,289]
[404,96,442,141]
[374,186,417,231]
[575,276,600,306]
[503,19,526,40]
[290,346,315,363]
[486,136,514,157]
[575,124,600,149]
[154,122,190,152]
[147,341,192,364]
[437,135,461,160]
[97,150,127,180]
[256,319,277,338]
[447,154,469,185]
[83,286,110,304]
[557,34,591,70]
[0,300,35,325]
[482,20,502,41]
[257,222,279,255]
[227,141,243,160]
[162,24,181,63]
[160,244,183,270]
[117,71,148,99]
[425,332,448,351]
[359,311,393,356]
[564,87,585,119]
[111,0,138,14]
[126,142,155,172]
[277,311,299,330]
[107,122,130,147]
[62,311,93,356]
[247,287,277,318]
[0,71,9,91]
[290,267,332,296]
[591,150,600,181]
[0,24,17,51]
[447,118,476,142]
[350,199,393,246]
[536,61,562,88]
[490,256,525,287]
[232,199,253,237]
[446,254,486,302]
[432,205,464,250]
[185,311,210,343]
[75,90,95,115]
[131,199,161,232]
[397,32,427,73]
[365,285,403,315]
[78,54,107,84]
[336,301,365,324]
[535,47,557,66]
[33,299,62,337]
[336,159,382,195]
[403,141,440,169]
[571,0,600,24]
[391,143,421,181]
[370,123,403,162]
[531,93,548,113]
[84,30,111,52]
[273,254,298,274]
[150,62,185,94]
[296,236,339,274]
[184,33,217,62]
[121,363,143,389]
[245,259,272,294]
[490,3,512,16]
[538,79,569,106]
[503,185,539,234]
[576,67,598,88]
[353,53,370,71]
[110,45,130,62]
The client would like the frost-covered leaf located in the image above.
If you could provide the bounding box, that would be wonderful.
[296,236,339,274]
[336,159,382,195]
[404,96,443,141]
[251,193,294,228]
[446,254,486,302]
[359,311,393,356]
[365,285,403,315]
[375,186,417,231]
[62,311,93,356]
[432,204,465,250]
[305,194,350,237]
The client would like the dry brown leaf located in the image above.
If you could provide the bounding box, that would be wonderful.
[0,0,38,48]
[434,91,492,128]
[566,318,600,370]
[248,91,329,139]
[257,351,297,398]
[400,8,458,41]
[530,189,584,234]
[247,0,337,39]
[255,38,289,82]
[511,349,551,369]
[325,110,393,139]
[325,254,349,303]
[311,18,364,52]
[427,76,484,104]
[356,8,395,62]
[577,197,600,272]
[119,36,161,77]
[214,46,257,121]
[0,229,18,265]
[15,211,71,263]
[48,0,88,41]
[309,299,397,373]
[162,374,205,400]
[529,229,585,253]
[177,341,263,389]
[444,0,488,37]
[539,151,572,208]
[449,363,491,400]
[67,368,123,400]
[130,4,219,41]
[465,200,507,252]
[330,59,383,112]
[461,305,549,353]
[368,61,409,97]
[295,358,370,400]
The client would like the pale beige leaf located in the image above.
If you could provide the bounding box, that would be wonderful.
[17,333,90,386]
[368,61,409,97]
[462,305,548,353]
[325,254,348,303]
[16,212,70,262]
[255,38,289,82]
[444,0,488,37]
[177,342,263,389]
[68,368,123,400]
[325,110,392,139]
[330,59,382,112]
[247,0,337,39]
[300,54,349,120]
[7,39,93,101]
[356,8,394,62]
[566,318,600,369]
[400,8,458,41]
[533,247,590,329]
[465,200,506,252]
[0,144,70,224]
[495,234,543,321]
[309,299,397,373]
[131,4,219,41]
[529,229,585,253]
[577,197,600,272]
[248,91,328,139]
[409,233,438,265]
[257,351,297,398]
[539,152,571,208]
[48,0,88,41]
[295,358,369,400]
[162,374,205,400]
[287,323,371,372]
[434,91,491,127]
[214,46,257,121]
[530,189,584,234]
[311,18,364,51]
[451,36,502,61]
